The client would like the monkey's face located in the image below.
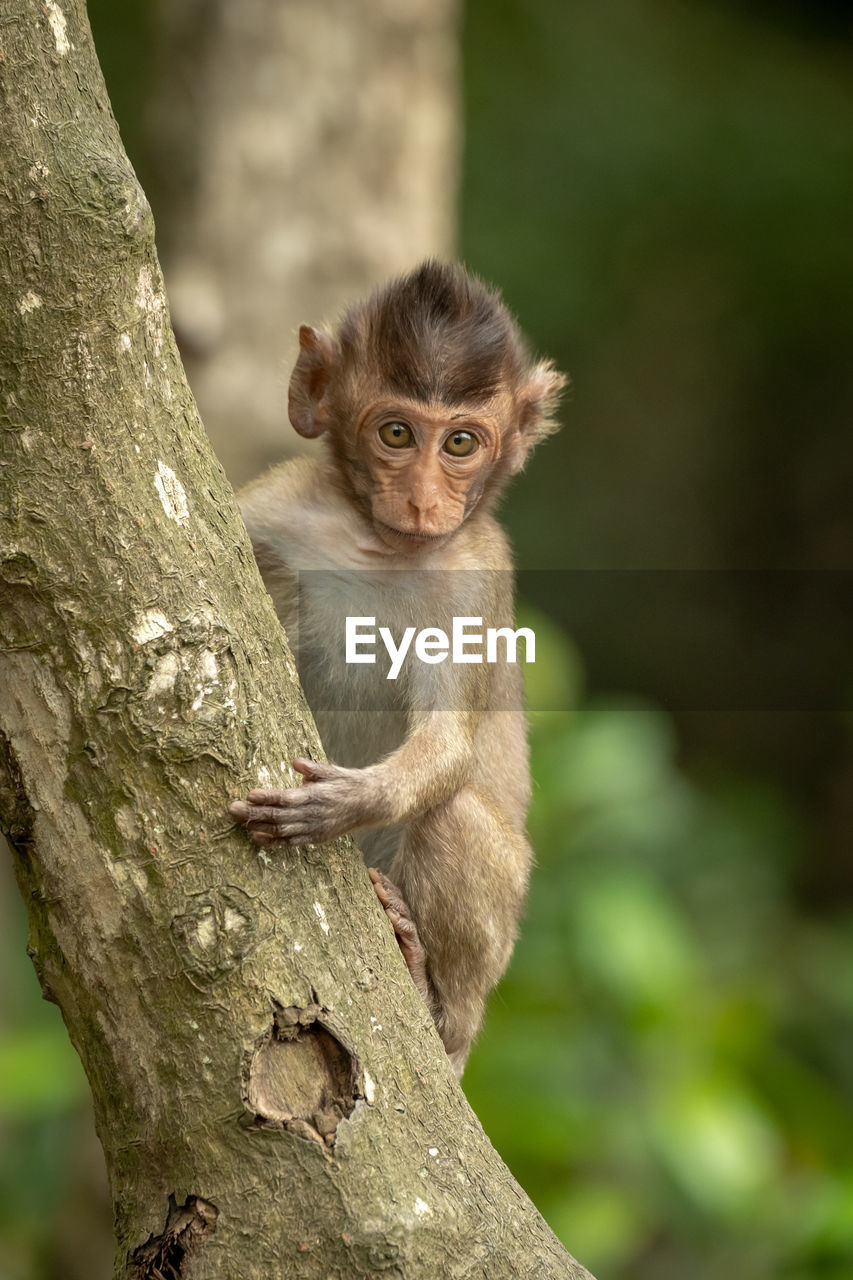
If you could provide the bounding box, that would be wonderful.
[354,397,500,551]
[287,282,567,552]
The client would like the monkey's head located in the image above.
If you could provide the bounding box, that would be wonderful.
[288,261,566,552]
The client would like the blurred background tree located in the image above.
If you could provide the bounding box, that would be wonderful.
[2,1,851,1278]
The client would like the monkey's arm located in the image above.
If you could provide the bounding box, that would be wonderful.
[228,704,478,847]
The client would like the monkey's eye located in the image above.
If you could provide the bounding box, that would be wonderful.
[443,430,478,457]
[378,422,413,449]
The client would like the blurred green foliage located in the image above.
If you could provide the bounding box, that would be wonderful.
[458,6,853,1269]
[0,880,89,1280]
[465,613,853,1278]
[461,0,853,572]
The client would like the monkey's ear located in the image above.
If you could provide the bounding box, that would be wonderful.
[505,361,568,474]
[288,325,341,438]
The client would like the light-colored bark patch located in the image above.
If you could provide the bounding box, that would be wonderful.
[135,265,166,359]
[145,651,180,698]
[154,461,190,525]
[194,911,217,951]
[223,907,246,933]
[191,649,219,710]
[18,291,42,315]
[45,2,70,56]
[109,859,149,897]
[133,609,174,645]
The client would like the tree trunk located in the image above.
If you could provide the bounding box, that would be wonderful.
[0,3,593,1276]
[146,0,461,485]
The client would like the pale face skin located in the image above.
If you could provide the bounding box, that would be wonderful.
[352,395,503,552]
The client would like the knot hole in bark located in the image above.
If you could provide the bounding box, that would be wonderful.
[0,727,35,851]
[243,1002,361,1149]
[129,1194,218,1279]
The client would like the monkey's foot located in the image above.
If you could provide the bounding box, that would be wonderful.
[368,868,434,1013]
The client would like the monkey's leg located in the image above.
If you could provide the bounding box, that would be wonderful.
[388,786,531,1077]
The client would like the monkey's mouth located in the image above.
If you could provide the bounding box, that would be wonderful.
[375,521,453,546]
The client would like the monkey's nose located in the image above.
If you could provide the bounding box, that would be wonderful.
[407,470,443,517]
[408,491,440,520]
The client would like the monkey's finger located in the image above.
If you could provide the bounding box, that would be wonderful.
[244,790,315,815]
[227,800,251,821]
[249,822,313,842]
[292,757,337,782]
[252,809,318,833]
[245,787,303,806]
[247,822,307,842]
[247,820,311,838]
[248,831,311,848]
[245,803,294,823]
[249,830,278,844]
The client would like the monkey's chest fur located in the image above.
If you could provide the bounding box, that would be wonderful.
[240,459,532,880]
[282,564,528,874]
[287,568,419,871]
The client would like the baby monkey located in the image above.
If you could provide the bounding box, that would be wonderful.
[229,261,565,1076]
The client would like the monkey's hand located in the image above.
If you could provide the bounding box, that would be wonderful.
[227,758,385,845]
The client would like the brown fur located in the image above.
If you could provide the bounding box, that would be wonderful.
[230,262,566,1076]
[341,260,526,405]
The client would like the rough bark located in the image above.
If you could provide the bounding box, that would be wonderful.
[146,0,461,485]
[0,3,593,1277]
